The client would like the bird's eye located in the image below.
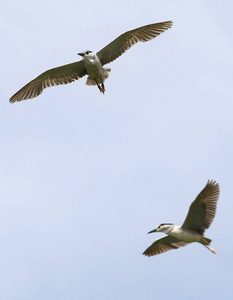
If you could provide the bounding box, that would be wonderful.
[158,225,160,229]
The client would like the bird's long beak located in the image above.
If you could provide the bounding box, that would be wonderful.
[78,52,85,57]
[148,228,157,234]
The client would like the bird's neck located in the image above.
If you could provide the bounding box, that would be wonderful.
[163,225,176,234]
[167,225,183,237]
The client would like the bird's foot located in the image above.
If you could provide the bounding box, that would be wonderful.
[206,246,218,254]
[101,83,105,94]
[97,84,105,94]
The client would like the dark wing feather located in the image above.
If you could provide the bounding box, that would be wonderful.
[97,20,173,66]
[182,180,220,234]
[143,236,189,256]
[9,60,86,103]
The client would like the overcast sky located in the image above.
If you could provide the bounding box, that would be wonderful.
[1,1,233,299]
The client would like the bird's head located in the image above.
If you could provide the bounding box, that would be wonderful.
[148,223,174,234]
[78,50,93,57]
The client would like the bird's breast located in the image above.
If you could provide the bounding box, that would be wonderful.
[84,56,103,79]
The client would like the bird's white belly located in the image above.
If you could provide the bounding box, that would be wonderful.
[85,59,103,79]
[169,227,202,243]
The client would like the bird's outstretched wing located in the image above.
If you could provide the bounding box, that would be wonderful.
[97,20,173,66]
[9,61,86,103]
[143,236,189,256]
[182,180,220,234]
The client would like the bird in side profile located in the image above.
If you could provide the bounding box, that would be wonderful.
[143,180,220,256]
[9,20,173,103]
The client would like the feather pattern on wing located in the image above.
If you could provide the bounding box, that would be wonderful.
[143,236,189,256]
[10,61,86,102]
[97,21,173,66]
[182,180,220,234]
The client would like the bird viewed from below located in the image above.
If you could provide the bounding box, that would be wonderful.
[143,180,220,256]
[9,20,173,103]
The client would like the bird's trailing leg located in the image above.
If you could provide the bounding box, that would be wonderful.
[101,82,105,94]
[97,83,105,94]
[204,245,218,254]
[95,78,105,94]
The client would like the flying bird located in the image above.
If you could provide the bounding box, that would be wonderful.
[143,180,220,256]
[9,20,173,103]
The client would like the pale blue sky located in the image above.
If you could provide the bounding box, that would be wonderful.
[1,1,233,299]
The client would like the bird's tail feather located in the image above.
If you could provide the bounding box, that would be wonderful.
[201,237,212,245]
